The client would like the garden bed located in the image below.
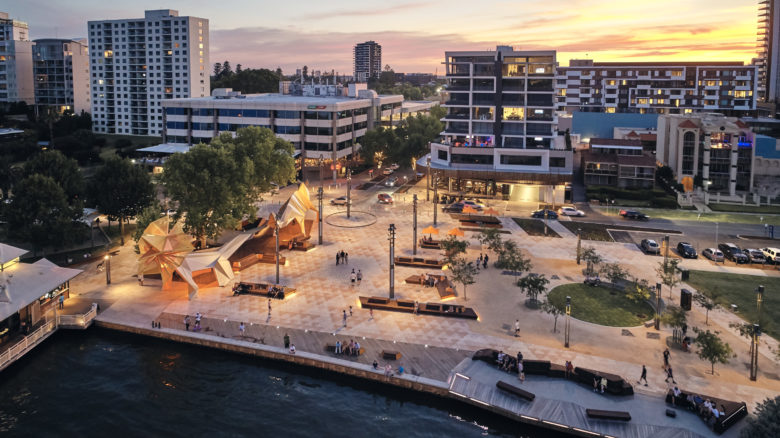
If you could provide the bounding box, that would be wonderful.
[547,283,654,327]
[511,218,561,238]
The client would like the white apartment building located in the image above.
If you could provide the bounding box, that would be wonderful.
[424,46,571,203]
[557,60,757,116]
[0,12,34,105]
[88,9,209,136]
[33,39,90,114]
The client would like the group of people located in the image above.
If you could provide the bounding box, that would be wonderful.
[266,284,284,299]
[476,253,489,270]
[663,348,677,384]
[350,269,363,285]
[335,250,349,265]
[419,273,440,288]
[334,339,362,356]
[672,386,727,426]
[593,374,609,393]
[495,350,525,382]
[421,235,436,244]
[183,312,203,332]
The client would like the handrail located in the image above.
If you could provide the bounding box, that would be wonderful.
[0,319,56,370]
[57,306,98,328]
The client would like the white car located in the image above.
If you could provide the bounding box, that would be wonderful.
[382,168,394,176]
[388,163,400,170]
[330,196,351,206]
[385,176,399,187]
[558,206,585,217]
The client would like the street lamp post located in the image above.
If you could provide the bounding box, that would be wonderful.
[564,296,571,348]
[318,155,324,189]
[655,282,662,330]
[346,168,352,219]
[663,234,670,272]
[433,175,439,226]
[576,228,582,265]
[413,194,418,255]
[105,255,111,285]
[426,156,431,201]
[274,215,280,284]
[388,224,396,299]
[750,324,760,381]
[756,285,764,321]
[317,187,323,245]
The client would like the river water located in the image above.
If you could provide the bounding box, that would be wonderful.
[0,329,565,437]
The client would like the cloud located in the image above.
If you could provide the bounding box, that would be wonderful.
[301,2,434,20]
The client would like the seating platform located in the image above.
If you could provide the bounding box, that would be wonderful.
[404,274,455,299]
[232,282,296,300]
[586,409,631,421]
[419,239,441,249]
[232,253,287,271]
[382,350,401,360]
[394,257,445,269]
[664,388,748,433]
[359,296,478,319]
[496,380,535,401]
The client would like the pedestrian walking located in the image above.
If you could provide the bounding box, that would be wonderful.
[350,269,357,284]
[663,348,670,369]
[483,254,489,269]
[414,300,419,316]
[517,360,524,382]
[284,333,290,349]
[369,308,374,320]
[514,319,520,337]
[184,315,190,331]
[239,322,245,336]
[268,298,272,316]
[349,305,353,317]
[638,365,648,386]
[195,312,202,324]
[478,253,483,265]
[58,294,65,310]
[357,269,363,284]
[345,252,349,264]
[665,366,676,384]
[336,252,340,265]
[342,310,347,327]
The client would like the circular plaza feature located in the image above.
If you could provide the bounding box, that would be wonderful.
[325,211,377,228]
[546,283,654,327]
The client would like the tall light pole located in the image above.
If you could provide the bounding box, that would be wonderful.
[756,285,764,321]
[346,168,352,218]
[104,255,111,285]
[318,155,324,189]
[426,155,431,201]
[388,223,396,299]
[317,186,323,245]
[564,296,571,348]
[750,324,760,381]
[576,228,582,265]
[433,175,439,226]
[274,214,280,284]
[412,194,418,255]
[655,282,662,330]
[663,234,670,271]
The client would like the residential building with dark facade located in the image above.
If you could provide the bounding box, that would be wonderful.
[582,138,655,189]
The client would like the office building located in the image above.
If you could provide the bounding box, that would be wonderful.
[0,12,34,105]
[160,85,403,177]
[757,0,780,102]
[557,60,757,115]
[656,113,755,196]
[88,9,209,136]
[33,39,90,114]
[424,46,571,203]
[581,138,656,189]
[353,41,381,83]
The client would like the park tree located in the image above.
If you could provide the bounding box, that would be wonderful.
[89,156,155,245]
[23,150,84,200]
[662,304,688,337]
[693,328,733,375]
[440,235,468,267]
[496,240,531,278]
[358,128,390,166]
[600,262,628,289]
[740,396,780,438]
[0,156,21,199]
[541,299,564,332]
[6,174,84,254]
[390,114,444,165]
[477,227,503,255]
[517,273,549,308]
[656,258,681,299]
[132,201,163,245]
[162,144,251,246]
[626,276,652,302]
[694,293,717,325]
[581,246,602,276]
[449,256,478,301]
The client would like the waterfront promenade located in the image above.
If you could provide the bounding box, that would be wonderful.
[64,180,779,437]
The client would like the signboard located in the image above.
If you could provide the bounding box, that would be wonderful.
[307,105,327,109]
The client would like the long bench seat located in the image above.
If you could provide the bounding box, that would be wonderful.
[233,282,296,300]
[496,380,535,401]
[404,274,456,299]
[586,409,631,421]
[665,388,748,434]
[394,257,445,269]
[359,296,478,319]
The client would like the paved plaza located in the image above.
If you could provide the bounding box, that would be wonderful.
[68,175,780,428]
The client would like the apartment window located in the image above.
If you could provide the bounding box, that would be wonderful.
[499,155,541,166]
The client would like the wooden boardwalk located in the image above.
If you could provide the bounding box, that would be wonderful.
[158,312,471,382]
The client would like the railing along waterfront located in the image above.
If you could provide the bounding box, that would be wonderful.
[57,305,98,329]
[0,319,57,371]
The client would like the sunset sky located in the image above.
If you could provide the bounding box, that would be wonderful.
[9,0,760,74]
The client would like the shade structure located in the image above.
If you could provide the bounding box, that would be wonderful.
[277,183,318,237]
[484,207,499,216]
[137,216,195,291]
[462,205,478,214]
[422,225,439,235]
[447,227,465,237]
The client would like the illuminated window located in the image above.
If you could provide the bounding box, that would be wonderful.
[606,80,616,86]
[199,43,203,49]
[657,89,663,95]
[502,107,525,120]
[657,99,665,104]
[638,98,648,104]
[672,71,682,77]
[606,107,616,113]
[735,90,747,98]
[706,80,717,86]
[621,80,627,86]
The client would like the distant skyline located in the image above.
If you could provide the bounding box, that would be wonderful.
[7,0,760,75]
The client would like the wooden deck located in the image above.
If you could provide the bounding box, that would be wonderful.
[158,312,471,382]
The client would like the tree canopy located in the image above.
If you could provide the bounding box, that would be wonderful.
[517,274,549,307]
[449,257,478,301]
[496,240,531,277]
[359,110,443,167]
[741,396,780,438]
[693,328,733,375]
[211,62,281,94]
[23,150,84,200]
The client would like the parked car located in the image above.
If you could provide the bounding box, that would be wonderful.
[558,206,585,217]
[377,193,394,204]
[382,168,394,176]
[641,239,660,254]
[676,242,698,259]
[330,196,351,206]
[443,202,464,213]
[384,176,399,187]
[619,209,649,221]
[531,209,558,219]
[388,163,400,170]
[762,247,780,264]
[718,243,749,264]
[702,248,724,262]
[742,248,766,264]
[461,200,485,211]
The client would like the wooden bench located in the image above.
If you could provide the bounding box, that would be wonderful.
[496,380,535,401]
[586,409,631,421]
[664,388,748,434]
[232,253,262,271]
[382,350,401,360]
[394,257,445,269]
[359,296,478,320]
[419,239,441,249]
[233,282,296,300]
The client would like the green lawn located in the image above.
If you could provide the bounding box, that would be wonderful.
[708,203,780,215]
[685,270,779,338]
[512,218,561,237]
[547,283,655,327]
[592,206,772,225]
